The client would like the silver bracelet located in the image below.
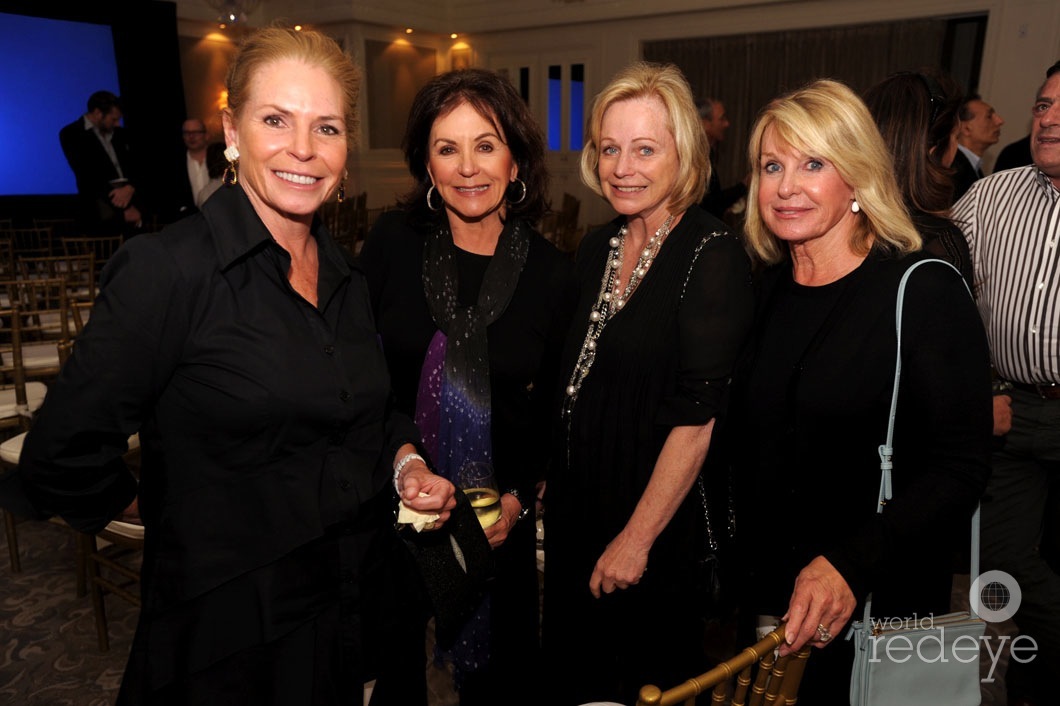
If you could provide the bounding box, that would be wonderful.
[393,452,425,493]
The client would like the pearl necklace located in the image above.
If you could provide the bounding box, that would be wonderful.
[561,213,675,416]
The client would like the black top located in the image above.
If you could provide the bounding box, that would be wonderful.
[913,208,975,291]
[543,207,754,704]
[15,184,418,699]
[730,249,992,617]
[359,210,577,503]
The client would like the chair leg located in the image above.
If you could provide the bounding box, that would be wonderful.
[81,533,110,651]
[3,510,20,573]
[75,528,87,597]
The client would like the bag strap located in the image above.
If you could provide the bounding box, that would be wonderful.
[865,258,981,622]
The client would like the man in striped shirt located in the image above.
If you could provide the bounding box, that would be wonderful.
[953,59,1060,706]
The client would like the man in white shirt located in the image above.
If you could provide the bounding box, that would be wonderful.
[952,60,1060,706]
[177,118,210,218]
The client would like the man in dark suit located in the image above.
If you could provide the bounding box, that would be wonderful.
[951,94,1004,201]
[59,90,143,236]
[697,98,747,221]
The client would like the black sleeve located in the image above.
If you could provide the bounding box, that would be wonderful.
[824,263,992,598]
[16,235,190,533]
[656,234,755,426]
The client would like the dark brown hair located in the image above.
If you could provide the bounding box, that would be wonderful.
[400,68,549,225]
[863,68,962,215]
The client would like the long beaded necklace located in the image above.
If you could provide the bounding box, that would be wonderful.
[561,213,675,418]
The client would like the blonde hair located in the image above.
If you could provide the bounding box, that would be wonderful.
[744,79,921,265]
[225,26,361,145]
[580,62,708,214]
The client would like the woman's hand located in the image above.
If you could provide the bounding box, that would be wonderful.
[398,458,457,530]
[482,492,522,548]
[589,529,650,598]
[780,555,856,655]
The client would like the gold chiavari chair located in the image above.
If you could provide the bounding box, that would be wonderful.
[17,253,96,331]
[636,624,811,706]
[61,234,124,284]
[32,217,78,240]
[5,226,55,259]
[1,278,73,382]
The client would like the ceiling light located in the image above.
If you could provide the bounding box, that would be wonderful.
[205,0,262,25]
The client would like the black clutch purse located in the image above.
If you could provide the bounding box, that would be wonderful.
[397,489,494,647]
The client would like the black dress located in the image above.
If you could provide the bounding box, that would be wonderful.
[359,209,577,706]
[543,207,754,706]
[14,185,419,705]
[729,249,992,705]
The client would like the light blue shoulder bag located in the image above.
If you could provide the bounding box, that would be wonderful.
[848,259,986,706]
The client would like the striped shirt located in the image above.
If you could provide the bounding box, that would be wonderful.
[952,165,1060,385]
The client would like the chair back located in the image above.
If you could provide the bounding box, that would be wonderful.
[0,278,76,381]
[636,625,811,706]
[0,304,45,434]
[17,253,96,329]
[32,218,78,240]
[61,235,123,283]
[5,227,54,259]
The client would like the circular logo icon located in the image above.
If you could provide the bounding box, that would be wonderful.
[970,570,1022,623]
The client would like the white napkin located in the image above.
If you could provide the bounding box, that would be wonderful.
[396,492,440,532]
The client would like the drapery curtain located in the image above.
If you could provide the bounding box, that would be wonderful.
[644,18,948,191]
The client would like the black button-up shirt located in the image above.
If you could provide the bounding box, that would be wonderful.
[18,184,418,609]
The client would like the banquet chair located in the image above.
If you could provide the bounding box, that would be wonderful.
[0,304,48,431]
[57,334,144,651]
[32,217,78,240]
[17,253,96,329]
[0,235,14,279]
[1,278,73,381]
[61,234,123,284]
[1,338,140,602]
[0,303,48,573]
[5,227,54,259]
[81,517,144,651]
[635,624,811,706]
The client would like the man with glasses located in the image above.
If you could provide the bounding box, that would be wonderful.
[171,118,210,221]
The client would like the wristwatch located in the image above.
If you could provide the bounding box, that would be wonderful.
[504,488,532,522]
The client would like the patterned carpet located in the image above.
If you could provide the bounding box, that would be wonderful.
[0,517,137,706]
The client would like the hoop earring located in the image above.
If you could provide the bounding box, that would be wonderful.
[851,200,861,214]
[223,144,239,186]
[426,184,443,212]
[508,178,527,204]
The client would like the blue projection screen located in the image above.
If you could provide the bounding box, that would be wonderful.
[0,12,120,196]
